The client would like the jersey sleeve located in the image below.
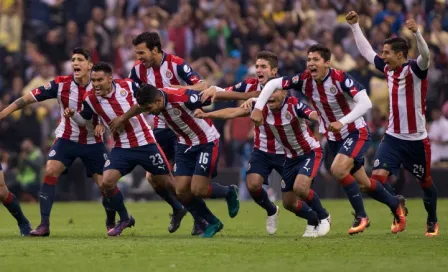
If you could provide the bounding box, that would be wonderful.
[30,80,59,102]
[410,60,428,80]
[129,66,143,86]
[373,55,386,72]
[225,78,258,93]
[294,100,314,120]
[280,74,304,91]
[176,60,201,85]
[79,100,95,121]
[339,72,366,98]
[184,89,210,110]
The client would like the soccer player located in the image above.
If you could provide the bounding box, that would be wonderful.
[0,162,32,235]
[0,48,113,236]
[194,90,331,237]
[200,51,286,235]
[125,32,210,234]
[347,12,438,236]
[132,84,240,238]
[64,62,175,236]
[251,44,407,235]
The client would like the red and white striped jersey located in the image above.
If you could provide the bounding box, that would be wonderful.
[373,56,428,140]
[281,69,367,142]
[252,97,320,158]
[30,75,102,144]
[81,79,156,148]
[227,78,284,154]
[129,52,201,129]
[157,87,220,146]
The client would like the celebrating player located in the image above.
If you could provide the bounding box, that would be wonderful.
[195,90,331,237]
[347,12,438,236]
[251,44,407,235]
[0,48,113,236]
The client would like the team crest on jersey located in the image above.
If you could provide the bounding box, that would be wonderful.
[374,159,379,167]
[281,180,286,189]
[120,89,128,97]
[166,70,173,79]
[173,108,181,117]
[292,75,299,84]
[49,150,56,157]
[104,160,111,167]
[44,82,52,90]
[285,112,292,120]
[235,82,242,89]
[330,86,338,94]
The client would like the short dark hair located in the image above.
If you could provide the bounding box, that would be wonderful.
[132,32,162,52]
[92,62,113,74]
[256,51,279,69]
[72,47,92,61]
[135,84,161,105]
[307,44,332,61]
[384,37,408,58]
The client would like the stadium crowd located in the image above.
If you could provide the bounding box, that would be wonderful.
[0,0,448,202]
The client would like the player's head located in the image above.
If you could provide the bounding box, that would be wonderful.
[71,48,92,80]
[382,37,408,69]
[133,32,162,68]
[91,62,113,97]
[135,84,164,115]
[267,89,287,111]
[255,51,279,85]
[307,44,331,82]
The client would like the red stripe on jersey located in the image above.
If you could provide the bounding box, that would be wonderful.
[119,81,154,144]
[166,55,181,85]
[161,110,191,145]
[77,86,88,144]
[332,78,357,133]
[421,78,428,115]
[273,111,297,157]
[139,64,147,83]
[304,79,329,138]
[310,148,323,178]
[316,83,342,140]
[108,91,139,147]
[173,104,208,144]
[254,126,261,149]
[89,95,122,147]
[262,107,276,153]
[60,82,72,139]
[287,104,311,153]
[405,71,417,133]
[391,68,403,133]
[153,66,163,88]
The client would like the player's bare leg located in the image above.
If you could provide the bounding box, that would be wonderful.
[151,173,188,233]
[101,169,135,236]
[281,191,319,237]
[30,160,66,236]
[92,173,117,231]
[293,174,330,237]
[331,154,369,234]
[0,171,31,236]
[370,169,407,234]
[246,173,278,235]
[191,175,239,219]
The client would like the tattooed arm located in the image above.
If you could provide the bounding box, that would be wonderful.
[0,93,36,120]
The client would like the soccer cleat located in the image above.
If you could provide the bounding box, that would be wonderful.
[106,220,116,232]
[348,214,370,235]
[318,214,331,237]
[391,206,409,230]
[168,208,187,233]
[226,185,240,218]
[302,224,319,238]
[191,219,207,236]
[425,222,439,237]
[266,206,279,235]
[107,216,135,236]
[391,195,407,234]
[19,223,32,236]
[201,220,224,238]
[30,224,50,237]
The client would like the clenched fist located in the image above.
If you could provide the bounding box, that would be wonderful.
[405,19,418,33]
[345,11,359,25]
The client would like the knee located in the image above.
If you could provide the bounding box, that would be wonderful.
[330,161,350,180]
[101,178,115,191]
[44,165,62,177]
[191,183,208,198]
[293,183,309,199]
[282,200,296,212]
[246,176,263,193]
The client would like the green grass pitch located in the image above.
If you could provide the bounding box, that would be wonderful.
[0,199,447,272]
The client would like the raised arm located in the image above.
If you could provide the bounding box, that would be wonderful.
[346,11,377,65]
[194,107,250,120]
[405,19,430,70]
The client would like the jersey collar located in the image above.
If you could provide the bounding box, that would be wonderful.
[72,74,91,87]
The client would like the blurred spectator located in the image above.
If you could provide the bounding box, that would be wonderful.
[330,44,356,71]
[428,107,448,164]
